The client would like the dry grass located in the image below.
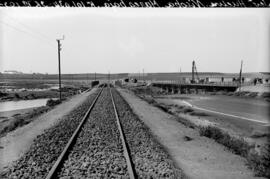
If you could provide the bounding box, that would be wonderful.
[0,106,51,137]
[199,126,270,178]
[199,126,250,156]
[0,98,66,137]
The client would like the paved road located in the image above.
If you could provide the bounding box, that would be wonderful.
[184,95,269,124]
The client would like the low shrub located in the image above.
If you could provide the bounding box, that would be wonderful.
[1,118,28,135]
[177,106,185,109]
[227,92,234,96]
[199,126,249,156]
[189,111,208,116]
[0,91,8,97]
[261,92,270,102]
[248,92,258,98]
[183,136,193,141]
[156,104,169,113]
[14,93,20,99]
[46,99,61,107]
[261,92,270,98]
[247,143,270,177]
[183,108,194,113]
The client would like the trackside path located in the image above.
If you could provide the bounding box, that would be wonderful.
[118,88,265,179]
[0,88,97,171]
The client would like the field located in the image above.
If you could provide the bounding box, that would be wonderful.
[0,79,90,101]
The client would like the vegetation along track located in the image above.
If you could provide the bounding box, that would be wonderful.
[1,84,183,178]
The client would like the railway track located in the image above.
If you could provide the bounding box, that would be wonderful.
[45,84,136,178]
[1,83,182,178]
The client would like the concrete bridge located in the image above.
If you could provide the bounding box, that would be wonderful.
[151,81,239,94]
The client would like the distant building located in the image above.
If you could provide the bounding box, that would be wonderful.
[3,70,23,74]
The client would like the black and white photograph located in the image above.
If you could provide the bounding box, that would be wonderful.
[0,6,269,179]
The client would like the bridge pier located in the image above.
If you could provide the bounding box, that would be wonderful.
[180,88,185,94]
[183,88,187,94]
[160,88,164,94]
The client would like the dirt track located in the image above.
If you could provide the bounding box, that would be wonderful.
[118,88,264,179]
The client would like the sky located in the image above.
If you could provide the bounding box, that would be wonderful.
[0,8,269,74]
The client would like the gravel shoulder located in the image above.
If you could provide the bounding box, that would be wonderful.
[112,88,183,178]
[118,88,264,179]
[57,88,128,178]
[0,88,97,171]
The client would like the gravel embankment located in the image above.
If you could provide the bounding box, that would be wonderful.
[0,89,101,179]
[57,88,128,178]
[111,88,184,179]
[1,87,184,178]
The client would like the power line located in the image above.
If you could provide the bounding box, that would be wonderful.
[0,20,55,48]
[2,12,54,44]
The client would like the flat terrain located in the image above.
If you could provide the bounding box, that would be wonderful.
[118,88,265,179]
[0,88,97,171]
[155,94,270,140]
[158,94,269,123]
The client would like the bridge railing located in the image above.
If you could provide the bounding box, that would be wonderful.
[151,80,254,87]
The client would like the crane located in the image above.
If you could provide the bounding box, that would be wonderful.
[191,60,200,83]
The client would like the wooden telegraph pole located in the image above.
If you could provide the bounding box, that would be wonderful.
[239,60,243,91]
[143,69,144,83]
[57,35,65,101]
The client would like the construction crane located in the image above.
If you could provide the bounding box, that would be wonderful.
[191,60,200,83]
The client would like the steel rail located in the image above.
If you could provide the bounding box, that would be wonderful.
[109,86,137,179]
[45,87,104,179]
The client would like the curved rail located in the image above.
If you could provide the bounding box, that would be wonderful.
[46,87,104,179]
[109,87,137,179]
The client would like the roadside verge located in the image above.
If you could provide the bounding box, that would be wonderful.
[118,88,263,179]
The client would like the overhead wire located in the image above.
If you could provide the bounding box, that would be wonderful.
[0,14,55,48]
[1,11,55,45]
